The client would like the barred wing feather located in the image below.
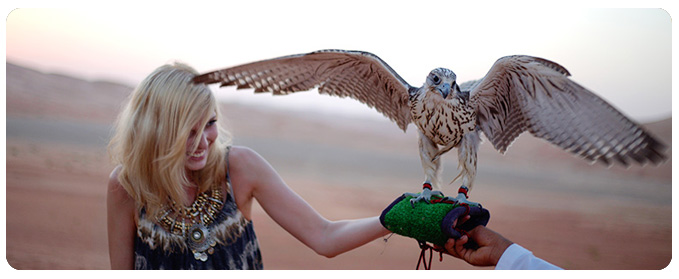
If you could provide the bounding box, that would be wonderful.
[194,50,414,131]
[469,55,665,166]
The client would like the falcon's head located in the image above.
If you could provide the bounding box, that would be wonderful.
[426,68,462,101]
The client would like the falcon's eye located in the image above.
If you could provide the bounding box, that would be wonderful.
[432,75,441,85]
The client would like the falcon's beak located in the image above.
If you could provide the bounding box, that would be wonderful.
[438,83,451,99]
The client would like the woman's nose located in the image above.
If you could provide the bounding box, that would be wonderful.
[197,132,209,148]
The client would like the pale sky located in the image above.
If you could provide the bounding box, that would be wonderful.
[4,3,674,122]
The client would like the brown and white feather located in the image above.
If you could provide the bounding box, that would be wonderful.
[194,50,414,131]
[470,55,666,166]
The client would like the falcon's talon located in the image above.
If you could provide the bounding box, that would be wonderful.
[448,192,481,207]
[405,187,443,207]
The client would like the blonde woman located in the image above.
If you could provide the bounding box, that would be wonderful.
[107,63,390,269]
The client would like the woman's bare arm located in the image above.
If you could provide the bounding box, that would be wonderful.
[106,167,137,269]
[229,146,390,258]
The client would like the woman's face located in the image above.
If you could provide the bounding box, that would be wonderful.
[185,113,218,171]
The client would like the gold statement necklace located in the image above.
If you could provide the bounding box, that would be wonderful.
[156,187,224,261]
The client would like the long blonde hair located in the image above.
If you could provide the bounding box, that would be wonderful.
[108,62,231,217]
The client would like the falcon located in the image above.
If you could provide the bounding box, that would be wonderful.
[194,49,666,205]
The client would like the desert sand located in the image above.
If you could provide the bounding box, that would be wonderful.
[4,62,673,270]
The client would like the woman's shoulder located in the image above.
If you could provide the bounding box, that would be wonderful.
[106,165,137,232]
[108,165,123,189]
[226,145,273,184]
[107,165,133,203]
[228,146,264,167]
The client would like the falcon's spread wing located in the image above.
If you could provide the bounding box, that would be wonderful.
[470,55,665,166]
[194,49,415,131]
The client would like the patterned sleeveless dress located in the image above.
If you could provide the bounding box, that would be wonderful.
[133,169,263,269]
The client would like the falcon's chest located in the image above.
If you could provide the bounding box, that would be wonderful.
[410,96,476,146]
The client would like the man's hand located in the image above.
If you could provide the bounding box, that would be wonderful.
[443,223,513,266]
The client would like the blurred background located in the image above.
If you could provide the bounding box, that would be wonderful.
[3,3,674,270]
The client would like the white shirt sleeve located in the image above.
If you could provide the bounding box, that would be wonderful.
[495,243,562,270]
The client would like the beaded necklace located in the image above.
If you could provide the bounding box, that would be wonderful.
[155,187,224,261]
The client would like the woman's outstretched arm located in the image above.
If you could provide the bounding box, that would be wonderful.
[228,146,390,258]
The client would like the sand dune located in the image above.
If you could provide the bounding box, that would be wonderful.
[4,62,672,269]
